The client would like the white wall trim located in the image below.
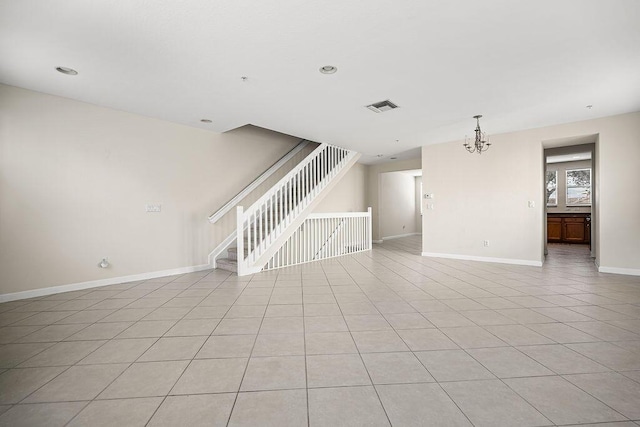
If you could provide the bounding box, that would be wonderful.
[0,264,212,303]
[381,232,420,241]
[421,252,543,267]
[597,265,640,276]
[372,240,384,244]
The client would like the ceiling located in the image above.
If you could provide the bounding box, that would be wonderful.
[1,1,639,164]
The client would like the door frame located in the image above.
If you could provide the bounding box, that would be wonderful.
[542,138,597,261]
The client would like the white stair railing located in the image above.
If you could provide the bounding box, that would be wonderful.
[208,140,310,224]
[265,208,372,270]
[235,143,358,275]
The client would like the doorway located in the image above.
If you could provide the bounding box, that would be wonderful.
[543,139,597,265]
[379,170,422,241]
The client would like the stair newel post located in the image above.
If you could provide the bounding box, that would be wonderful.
[367,207,372,250]
[236,206,245,276]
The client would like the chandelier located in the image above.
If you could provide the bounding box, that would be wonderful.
[463,115,491,154]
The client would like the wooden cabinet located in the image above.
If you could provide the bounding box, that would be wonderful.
[547,213,590,244]
[547,217,562,241]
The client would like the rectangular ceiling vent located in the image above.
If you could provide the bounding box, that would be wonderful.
[366,100,398,113]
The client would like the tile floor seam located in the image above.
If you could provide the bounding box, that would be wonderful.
[325,261,399,427]
[6,271,175,346]
[60,273,230,426]
[436,380,498,427]
[502,373,631,425]
[223,274,276,427]
[300,273,311,427]
[346,241,636,426]
[558,372,637,422]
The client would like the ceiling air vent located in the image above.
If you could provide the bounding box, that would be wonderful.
[366,100,398,113]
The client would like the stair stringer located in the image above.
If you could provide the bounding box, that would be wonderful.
[240,152,361,275]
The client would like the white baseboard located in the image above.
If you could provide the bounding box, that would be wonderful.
[0,264,213,303]
[372,240,384,244]
[381,232,420,241]
[421,252,543,267]
[598,265,640,276]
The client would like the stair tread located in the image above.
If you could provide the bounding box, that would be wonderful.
[216,258,238,273]
[228,247,248,254]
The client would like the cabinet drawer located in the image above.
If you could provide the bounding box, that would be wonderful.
[547,217,562,223]
[563,217,585,223]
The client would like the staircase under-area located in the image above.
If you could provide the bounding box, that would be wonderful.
[209,141,371,275]
[216,247,242,273]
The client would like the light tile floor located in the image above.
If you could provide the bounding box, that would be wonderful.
[1,237,640,426]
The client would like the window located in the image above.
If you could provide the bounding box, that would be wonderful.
[566,168,591,206]
[546,170,557,206]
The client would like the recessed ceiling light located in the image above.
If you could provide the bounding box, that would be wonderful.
[241,76,248,82]
[390,157,398,160]
[55,66,78,75]
[319,65,337,74]
[376,154,384,158]
[200,119,212,123]
[586,105,593,109]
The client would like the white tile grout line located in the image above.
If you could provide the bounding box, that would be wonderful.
[322,258,405,427]
[222,273,276,427]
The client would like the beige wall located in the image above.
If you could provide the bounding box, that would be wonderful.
[0,84,301,295]
[366,158,422,241]
[379,172,418,239]
[422,111,640,273]
[546,159,592,214]
[313,163,367,213]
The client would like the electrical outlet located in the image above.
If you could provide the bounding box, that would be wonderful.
[426,203,434,210]
[528,201,535,208]
[483,240,490,247]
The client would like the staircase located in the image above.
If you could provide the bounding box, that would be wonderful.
[216,247,243,273]
[213,142,360,275]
